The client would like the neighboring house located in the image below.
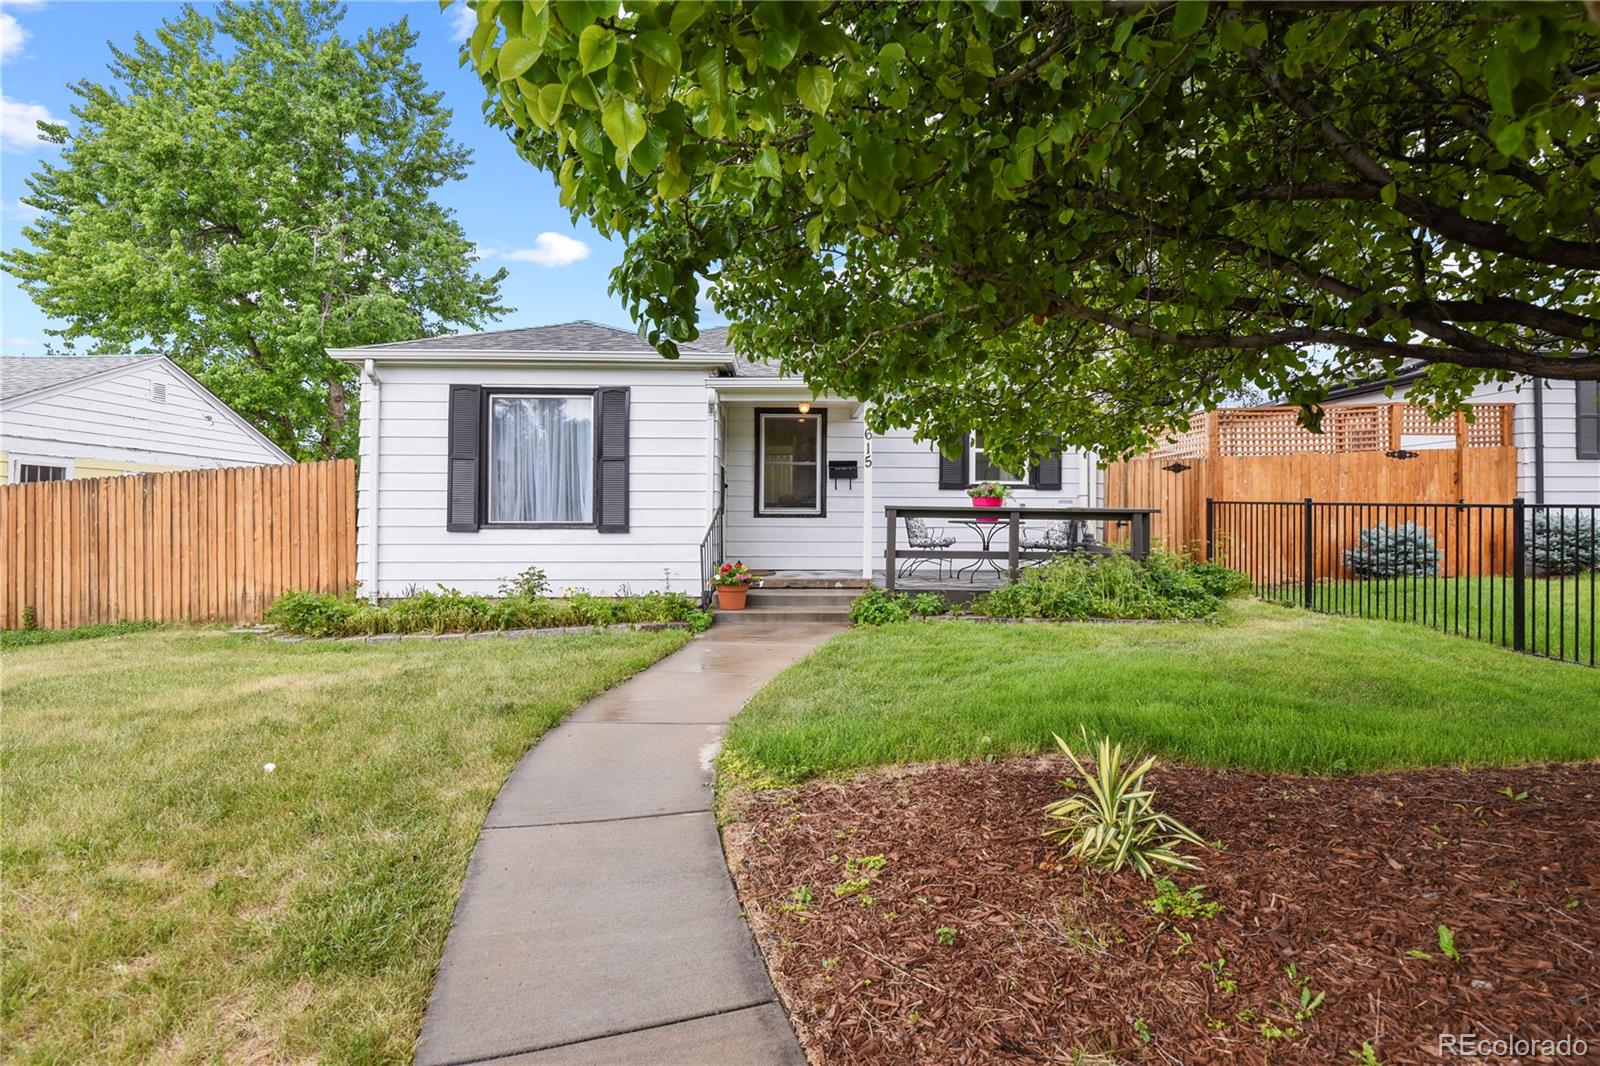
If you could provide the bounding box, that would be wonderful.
[1324,368,1599,504]
[0,356,292,484]
[331,321,1102,598]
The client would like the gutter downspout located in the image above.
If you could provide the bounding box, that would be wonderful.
[1531,377,1546,505]
[363,358,381,603]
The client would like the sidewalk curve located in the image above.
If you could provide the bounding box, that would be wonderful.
[414,622,841,1066]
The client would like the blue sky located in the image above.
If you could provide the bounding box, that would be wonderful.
[0,0,711,356]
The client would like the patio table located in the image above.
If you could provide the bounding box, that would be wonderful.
[951,518,1008,582]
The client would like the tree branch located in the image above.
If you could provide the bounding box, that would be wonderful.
[1245,46,1600,270]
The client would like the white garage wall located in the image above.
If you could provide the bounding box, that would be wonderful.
[358,363,714,597]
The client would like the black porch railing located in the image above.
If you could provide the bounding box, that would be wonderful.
[883,506,1158,591]
[1208,498,1599,667]
[698,505,724,608]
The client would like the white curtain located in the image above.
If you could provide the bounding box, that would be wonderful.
[488,395,594,523]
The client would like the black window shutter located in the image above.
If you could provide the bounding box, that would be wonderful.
[446,385,482,532]
[1577,381,1600,460]
[597,387,630,532]
[937,437,969,489]
[1032,450,1064,491]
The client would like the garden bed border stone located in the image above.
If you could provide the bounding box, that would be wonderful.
[265,621,698,644]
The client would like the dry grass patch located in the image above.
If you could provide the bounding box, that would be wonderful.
[1,626,688,1064]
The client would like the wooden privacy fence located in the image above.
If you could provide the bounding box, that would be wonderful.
[1104,403,1518,555]
[1,460,356,630]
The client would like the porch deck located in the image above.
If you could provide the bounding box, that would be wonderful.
[751,568,1011,602]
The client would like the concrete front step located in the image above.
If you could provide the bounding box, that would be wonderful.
[746,588,859,608]
[752,574,870,589]
[715,605,851,625]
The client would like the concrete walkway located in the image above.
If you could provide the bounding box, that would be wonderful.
[414,623,842,1066]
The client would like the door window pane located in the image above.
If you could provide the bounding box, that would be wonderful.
[760,413,822,514]
[488,395,594,524]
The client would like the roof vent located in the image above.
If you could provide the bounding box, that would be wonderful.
[150,381,167,403]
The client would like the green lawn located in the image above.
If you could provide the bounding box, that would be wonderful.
[1250,574,1597,665]
[722,601,1600,782]
[1,626,689,1064]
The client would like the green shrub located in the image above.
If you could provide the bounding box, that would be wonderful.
[908,592,949,616]
[848,587,913,625]
[1528,511,1599,575]
[498,565,550,598]
[973,551,1240,621]
[1343,523,1441,578]
[1187,561,1253,598]
[264,589,363,637]
[264,586,710,638]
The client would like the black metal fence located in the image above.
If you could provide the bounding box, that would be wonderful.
[1208,498,1599,667]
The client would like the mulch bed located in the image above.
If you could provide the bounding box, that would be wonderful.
[723,760,1599,1065]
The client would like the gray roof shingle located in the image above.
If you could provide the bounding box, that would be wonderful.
[350,319,743,356]
[1,356,157,402]
[338,319,796,377]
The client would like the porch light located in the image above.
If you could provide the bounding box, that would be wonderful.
[797,401,812,414]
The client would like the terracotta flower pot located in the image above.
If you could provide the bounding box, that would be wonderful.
[716,585,749,610]
[972,495,1003,523]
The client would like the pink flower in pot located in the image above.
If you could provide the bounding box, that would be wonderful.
[966,482,1012,523]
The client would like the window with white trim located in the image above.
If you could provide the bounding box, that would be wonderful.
[970,432,1028,485]
[10,459,70,483]
[485,393,595,525]
[757,410,825,516]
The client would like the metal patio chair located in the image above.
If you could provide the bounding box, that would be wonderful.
[899,516,957,580]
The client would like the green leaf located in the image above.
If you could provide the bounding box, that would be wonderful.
[761,27,801,71]
[497,37,540,82]
[578,25,617,74]
[753,145,782,180]
[1171,1,1207,39]
[796,66,834,115]
[1378,181,1397,207]
[1485,49,1516,115]
[600,95,647,160]
[634,30,682,75]
[966,40,995,77]
[878,41,906,66]
[696,48,727,107]
[670,0,707,36]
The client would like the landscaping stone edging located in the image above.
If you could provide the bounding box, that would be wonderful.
[875,613,1211,626]
[266,621,698,644]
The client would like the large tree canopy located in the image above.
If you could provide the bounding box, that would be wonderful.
[4,0,507,459]
[465,0,1598,459]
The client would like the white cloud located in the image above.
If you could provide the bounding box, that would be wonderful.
[0,12,27,61]
[502,232,592,268]
[448,1,477,42]
[1,94,58,151]
[3,196,42,221]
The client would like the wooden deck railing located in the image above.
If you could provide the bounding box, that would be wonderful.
[883,506,1158,591]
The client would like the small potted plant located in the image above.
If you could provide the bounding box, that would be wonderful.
[711,561,755,609]
[967,481,1012,522]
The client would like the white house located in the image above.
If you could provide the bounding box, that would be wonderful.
[0,356,292,484]
[331,321,1102,599]
[1324,369,1599,504]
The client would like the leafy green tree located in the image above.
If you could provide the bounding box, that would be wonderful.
[4,0,507,459]
[464,0,1598,459]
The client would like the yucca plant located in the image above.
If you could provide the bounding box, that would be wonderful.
[1043,730,1209,878]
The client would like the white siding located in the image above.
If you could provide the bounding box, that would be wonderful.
[1327,377,1599,503]
[721,401,1095,572]
[0,360,288,472]
[357,363,713,598]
